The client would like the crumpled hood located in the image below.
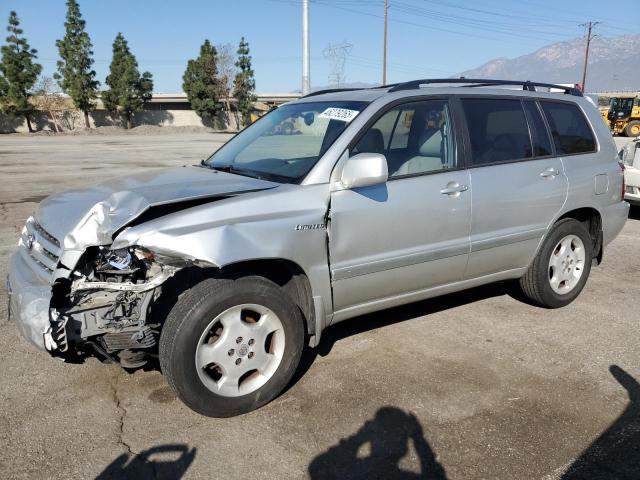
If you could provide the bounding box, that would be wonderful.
[35,166,277,249]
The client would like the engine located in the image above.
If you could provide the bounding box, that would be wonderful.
[51,246,179,368]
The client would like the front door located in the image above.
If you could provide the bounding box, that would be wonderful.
[328,98,472,314]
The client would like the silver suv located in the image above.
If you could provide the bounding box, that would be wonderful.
[7,79,629,417]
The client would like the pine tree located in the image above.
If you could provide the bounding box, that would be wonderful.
[55,0,99,129]
[182,39,222,124]
[0,11,42,133]
[102,33,153,129]
[233,37,256,126]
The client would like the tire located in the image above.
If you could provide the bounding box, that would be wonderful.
[519,218,593,309]
[625,120,640,138]
[159,275,304,417]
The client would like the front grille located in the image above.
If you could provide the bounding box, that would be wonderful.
[19,216,62,277]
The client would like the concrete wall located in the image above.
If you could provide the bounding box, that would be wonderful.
[0,109,242,133]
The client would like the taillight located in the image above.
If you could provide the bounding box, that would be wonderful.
[619,160,626,202]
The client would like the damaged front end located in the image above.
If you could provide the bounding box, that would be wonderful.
[49,246,181,367]
[8,216,184,368]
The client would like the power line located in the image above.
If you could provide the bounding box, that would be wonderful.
[310,0,576,46]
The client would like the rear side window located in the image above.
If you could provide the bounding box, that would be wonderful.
[540,101,596,155]
[461,98,532,165]
[523,101,552,157]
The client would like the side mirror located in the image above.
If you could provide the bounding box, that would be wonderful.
[303,112,315,126]
[339,152,388,190]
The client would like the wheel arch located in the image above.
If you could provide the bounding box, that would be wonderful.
[556,207,603,263]
[217,258,315,336]
[153,258,316,338]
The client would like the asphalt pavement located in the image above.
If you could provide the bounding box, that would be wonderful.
[1,132,639,479]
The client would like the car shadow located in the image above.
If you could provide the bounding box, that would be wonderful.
[628,205,640,220]
[308,406,447,479]
[95,444,196,479]
[318,281,521,357]
[288,281,515,390]
[560,365,640,479]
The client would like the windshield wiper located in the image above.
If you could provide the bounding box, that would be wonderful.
[206,163,294,183]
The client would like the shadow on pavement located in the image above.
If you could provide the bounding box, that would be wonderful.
[308,406,447,479]
[96,444,196,479]
[320,280,511,357]
[288,281,513,392]
[561,365,640,479]
[628,205,640,221]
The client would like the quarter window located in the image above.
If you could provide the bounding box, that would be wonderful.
[540,101,596,155]
[461,98,532,165]
[352,100,456,178]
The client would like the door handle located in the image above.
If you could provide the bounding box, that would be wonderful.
[540,167,560,178]
[440,183,469,195]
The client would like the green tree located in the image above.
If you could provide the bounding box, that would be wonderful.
[233,37,256,126]
[0,11,42,133]
[182,39,223,125]
[55,0,99,129]
[102,33,153,129]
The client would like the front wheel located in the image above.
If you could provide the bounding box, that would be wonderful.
[159,276,304,417]
[625,120,640,138]
[519,218,593,308]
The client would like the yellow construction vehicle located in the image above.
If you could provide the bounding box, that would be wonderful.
[605,94,640,136]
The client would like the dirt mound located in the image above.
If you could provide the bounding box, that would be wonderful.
[19,125,234,136]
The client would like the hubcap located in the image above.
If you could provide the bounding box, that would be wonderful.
[195,304,285,397]
[548,234,586,295]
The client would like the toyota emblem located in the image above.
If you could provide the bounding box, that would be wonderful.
[26,234,36,250]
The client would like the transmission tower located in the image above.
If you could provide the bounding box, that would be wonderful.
[323,42,353,87]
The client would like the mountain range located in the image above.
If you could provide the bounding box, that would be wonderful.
[459,34,640,92]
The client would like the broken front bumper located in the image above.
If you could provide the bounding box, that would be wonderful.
[7,251,52,351]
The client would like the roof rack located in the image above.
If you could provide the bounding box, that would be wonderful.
[301,83,400,98]
[387,78,583,96]
[302,88,363,98]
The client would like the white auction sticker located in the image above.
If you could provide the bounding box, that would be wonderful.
[318,107,360,123]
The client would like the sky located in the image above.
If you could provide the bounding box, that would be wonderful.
[2,0,638,93]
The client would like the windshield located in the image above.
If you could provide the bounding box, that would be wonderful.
[204,101,369,183]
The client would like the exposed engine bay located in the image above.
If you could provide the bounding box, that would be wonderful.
[50,246,181,368]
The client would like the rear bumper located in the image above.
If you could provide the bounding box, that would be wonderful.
[7,251,52,351]
[602,201,630,247]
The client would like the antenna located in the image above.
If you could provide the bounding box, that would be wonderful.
[323,41,353,88]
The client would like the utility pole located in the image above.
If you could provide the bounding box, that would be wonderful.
[580,21,600,92]
[382,0,388,85]
[302,0,310,95]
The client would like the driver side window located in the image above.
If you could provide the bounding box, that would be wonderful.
[352,99,456,178]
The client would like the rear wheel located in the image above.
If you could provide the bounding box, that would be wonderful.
[625,120,640,138]
[159,276,304,417]
[519,218,593,308]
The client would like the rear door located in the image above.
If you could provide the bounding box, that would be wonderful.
[460,96,568,278]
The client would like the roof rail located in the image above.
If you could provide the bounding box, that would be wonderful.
[301,83,401,99]
[387,78,583,96]
[302,88,363,98]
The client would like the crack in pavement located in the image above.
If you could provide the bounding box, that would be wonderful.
[107,373,161,480]
[108,375,136,457]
